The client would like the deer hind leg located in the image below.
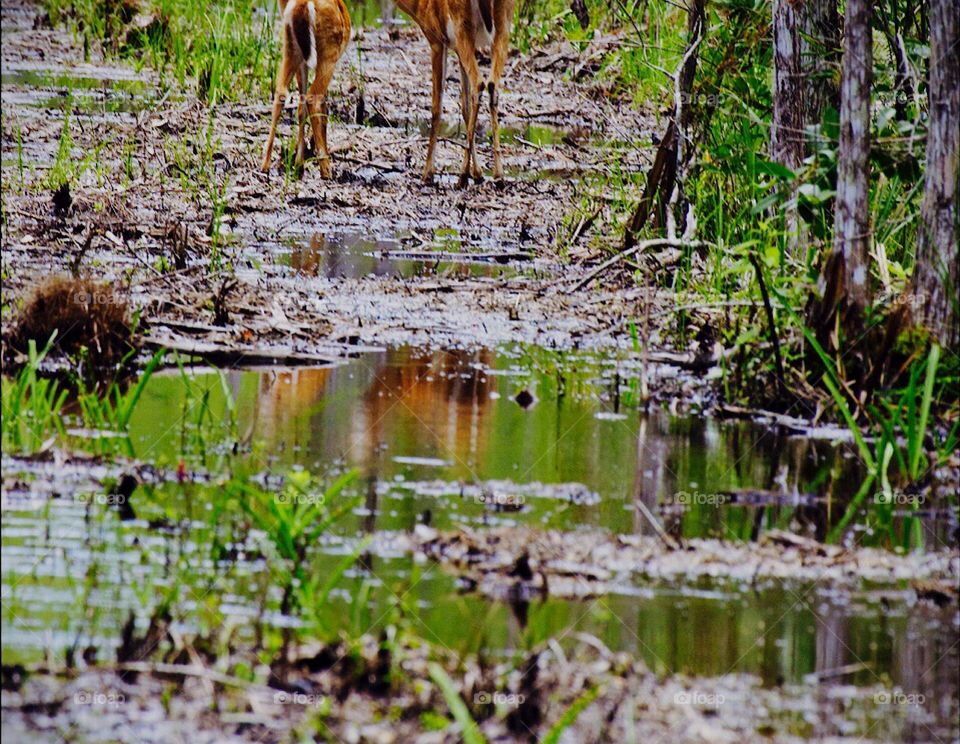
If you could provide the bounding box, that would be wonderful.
[453,35,483,188]
[261,56,295,172]
[459,61,482,180]
[294,64,310,167]
[488,0,514,181]
[422,42,446,184]
[305,62,336,179]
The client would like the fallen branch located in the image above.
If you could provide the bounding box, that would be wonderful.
[144,333,342,367]
[566,238,709,293]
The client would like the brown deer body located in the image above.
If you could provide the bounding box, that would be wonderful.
[392,0,516,186]
[261,0,351,177]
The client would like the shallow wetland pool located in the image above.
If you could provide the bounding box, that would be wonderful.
[3,346,958,740]
[2,0,958,741]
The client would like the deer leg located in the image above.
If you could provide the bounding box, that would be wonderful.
[306,63,336,179]
[294,64,309,167]
[261,59,294,172]
[459,60,482,180]
[488,1,514,181]
[453,37,482,188]
[422,42,446,184]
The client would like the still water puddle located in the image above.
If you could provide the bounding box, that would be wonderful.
[2,346,956,724]
[268,231,544,279]
[1,67,159,114]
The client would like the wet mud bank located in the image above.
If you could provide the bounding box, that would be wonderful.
[4,630,958,744]
[410,525,960,596]
[3,2,958,742]
[2,0,667,372]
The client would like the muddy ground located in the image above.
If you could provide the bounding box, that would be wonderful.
[3,2,959,742]
[6,640,955,744]
[1,0,684,367]
[3,446,958,742]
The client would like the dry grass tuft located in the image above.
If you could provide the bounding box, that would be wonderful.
[10,277,137,367]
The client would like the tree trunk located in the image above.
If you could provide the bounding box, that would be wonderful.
[624,0,705,247]
[772,0,806,171]
[831,0,872,310]
[912,0,959,349]
[772,1,838,252]
[800,0,840,132]
[772,0,839,170]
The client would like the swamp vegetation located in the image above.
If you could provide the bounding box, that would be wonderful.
[1,0,958,742]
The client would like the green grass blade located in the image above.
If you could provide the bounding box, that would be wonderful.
[117,348,166,427]
[317,536,372,607]
[910,344,939,479]
[826,474,877,544]
[427,663,486,744]
[541,685,601,744]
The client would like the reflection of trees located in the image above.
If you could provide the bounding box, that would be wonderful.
[899,609,959,739]
[633,411,675,538]
[288,233,325,277]
[357,348,494,474]
[255,367,332,444]
[811,600,850,740]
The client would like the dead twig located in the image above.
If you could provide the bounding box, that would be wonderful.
[748,253,788,401]
[566,238,710,293]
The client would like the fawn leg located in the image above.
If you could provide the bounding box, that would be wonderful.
[453,35,483,187]
[460,60,482,180]
[422,42,446,184]
[488,1,514,181]
[306,63,336,178]
[294,64,309,167]
[261,60,294,172]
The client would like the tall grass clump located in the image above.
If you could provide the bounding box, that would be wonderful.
[44,0,278,102]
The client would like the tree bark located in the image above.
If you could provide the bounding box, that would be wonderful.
[912,0,959,349]
[831,0,872,310]
[772,1,838,253]
[800,0,840,132]
[771,0,839,170]
[624,0,705,247]
[772,0,806,171]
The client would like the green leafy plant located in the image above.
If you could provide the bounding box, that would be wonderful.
[2,337,69,453]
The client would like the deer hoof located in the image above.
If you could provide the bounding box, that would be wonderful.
[456,173,470,189]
